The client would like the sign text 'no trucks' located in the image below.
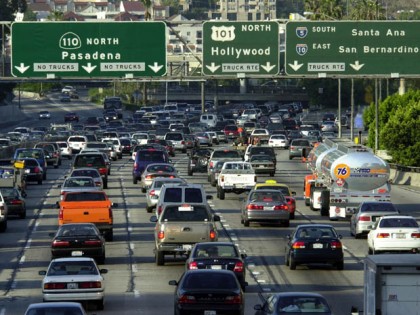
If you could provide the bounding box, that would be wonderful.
[11,22,166,78]
[203,21,279,76]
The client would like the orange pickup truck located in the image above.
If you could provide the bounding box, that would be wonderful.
[57,191,117,241]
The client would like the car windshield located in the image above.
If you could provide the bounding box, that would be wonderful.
[71,169,100,178]
[47,260,98,276]
[256,185,289,196]
[183,272,237,290]
[277,296,331,313]
[292,140,310,146]
[163,188,203,203]
[250,155,272,162]
[379,218,418,228]
[147,164,175,173]
[64,178,94,187]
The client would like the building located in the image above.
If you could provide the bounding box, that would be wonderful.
[207,0,276,21]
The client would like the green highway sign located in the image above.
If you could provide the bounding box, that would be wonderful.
[285,21,420,76]
[202,21,279,76]
[11,22,167,78]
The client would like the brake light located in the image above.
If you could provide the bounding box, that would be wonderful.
[247,204,263,210]
[58,209,63,221]
[145,175,153,179]
[358,216,370,222]
[225,295,242,304]
[292,241,306,249]
[98,168,107,175]
[220,175,224,182]
[84,240,102,246]
[209,162,214,168]
[157,206,163,215]
[158,231,164,239]
[44,283,66,290]
[34,166,40,173]
[10,200,22,205]
[149,190,156,196]
[330,241,342,249]
[188,261,198,270]
[290,146,295,150]
[109,208,113,220]
[210,230,217,240]
[273,204,288,210]
[52,240,70,247]
[412,233,420,239]
[178,295,196,304]
[79,281,102,289]
[134,162,138,169]
[377,233,390,238]
[233,261,244,272]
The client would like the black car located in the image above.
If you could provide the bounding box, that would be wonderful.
[187,148,213,176]
[119,137,133,155]
[50,223,106,264]
[186,242,247,289]
[1,187,26,219]
[169,269,245,315]
[285,224,344,270]
[64,112,79,122]
[103,110,119,122]
[21,158,44,185]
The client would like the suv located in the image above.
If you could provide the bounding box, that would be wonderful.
[34,142,61,168]
[244,145,276,164]
[67,135,88,154]
[164,132,187,153]
[73,153,109,188]
[132,149,171,184]
[187,148,213,176]
[289,138,312,160]
[155,183,212,217]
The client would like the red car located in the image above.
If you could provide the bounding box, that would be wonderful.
[224,124,239,138]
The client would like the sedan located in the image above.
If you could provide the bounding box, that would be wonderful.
[350,201,399,239]
[50,223,106,263]
[194,132,212,147]
[186,242,247,289]
[139,163,178,193]
[321,121,337,132]
[268,134,289,149]
[24,302,87,315]
[367,215,420,254]
[1,187,26,219]
[146,177,186,213]
[249,154,275,177]
[254,292,332,315]
[288,138,312,160]
[64,112,79,122]
[39,257,107,310]
[169,269,245,315]
[241,189,290,227]
[285,224,344,270]
[38,110,51,119]
[68,168,103,189]
[59,176,101,200]
[21,158,44,185]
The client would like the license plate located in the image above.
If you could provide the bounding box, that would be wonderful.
[71,251,83,257]
[204,311,216,315]
[211,265,222,270]
[182,245,192,251]
[263,206,272,210]
[67,283,78,289]
[258,165,264,168]
[313,243,323,249]
[394,233,406,239]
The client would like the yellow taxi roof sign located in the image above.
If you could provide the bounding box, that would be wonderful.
[14,161,24,169]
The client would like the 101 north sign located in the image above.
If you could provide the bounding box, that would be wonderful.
[202,21,279,76]
[285,21,420,76]
[11,22,167,78]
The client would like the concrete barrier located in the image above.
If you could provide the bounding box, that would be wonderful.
[390,169,420,188]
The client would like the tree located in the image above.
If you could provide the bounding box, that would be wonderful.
[348,0,386,20]
[0,0,27,21]
[47,11,64,21]
[363,89,420,166]
[304,0,344,20]
[140,0,152,20]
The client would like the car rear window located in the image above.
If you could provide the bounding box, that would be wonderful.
[74,155,105,167]
[183,272,238,289]
[163,187,203,203]
[212,150,241,158]
[379,218,418,228]
[69,137,86,142]
[161,205,210,222]
[65,192,106,202]
[166,133,183,141]
[361,203,397,212]
[292,140,310,146]
[137,151,167,162]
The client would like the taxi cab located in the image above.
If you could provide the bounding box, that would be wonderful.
[254,180,296,219]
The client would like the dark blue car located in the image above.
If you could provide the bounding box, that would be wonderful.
[13,148,48,180]
[132,149,170,184]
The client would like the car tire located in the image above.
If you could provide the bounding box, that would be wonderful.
[289,255,297,270]
[289,156,293,160]
[20,209,26,219]
[211,179,216,187]
[0,220,7,232]
[243,219,250,227]
[43,172,47,180]
[133,177,137,184]
[38,179,42,185]
[368,247,373,255]
[97,255,106,265]
[106,230,113,242]
[141,187,146,193]
[305,198,310,206]
[146,206,153,213]
[336,261,344,270]
[283,220,290,227]
[108,169,111,175]
[285,252,290,266]
[187,169,193,176]
[103,180,108,189]
[54,164,58,169]
[218,187,225,200]
[290,212,295,220]
[156,251,164,266]
[96,299,104,311]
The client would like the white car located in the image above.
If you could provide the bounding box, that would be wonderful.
[61,86,76,93]
[101,138,122,159]
[39,257,107,310]
[24,302,87,315]
[367,215,420,255]
[67,135,88,154]
[59,176,101,200]
[56,141,73,159]
[268,134,289,149]
[145,177,186,213]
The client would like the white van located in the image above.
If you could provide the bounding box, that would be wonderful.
[200,114,218,128]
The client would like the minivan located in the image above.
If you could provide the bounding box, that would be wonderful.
[200,114,218,128]
[73,153,109,188]
[164,132,187,153]
[132,149,171,184]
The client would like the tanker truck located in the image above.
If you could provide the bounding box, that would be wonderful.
[304,138,391,219]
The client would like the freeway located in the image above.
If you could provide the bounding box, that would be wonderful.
[0,94,419,315]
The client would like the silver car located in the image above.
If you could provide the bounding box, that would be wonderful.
[146,177,186,213]
[241,189,290,227]
[68,168,103,189]
[350,201,399,239]
[140,163,178,193]
[59,176,101,200]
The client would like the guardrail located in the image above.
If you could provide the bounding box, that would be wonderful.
[389,164,420,188]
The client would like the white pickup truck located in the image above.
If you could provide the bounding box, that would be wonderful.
[217,161,256,200]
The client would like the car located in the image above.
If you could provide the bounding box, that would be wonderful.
[132,149,171,184]
[249,154,276,177]
[60,94,71,102]
[254,180,296,219]
[154,139,176,157]
[241,189,290,227]
[50,223,106,264]
[103,109,119,122]
[13,148,48,179]
[85,141,117,162]
[169,269,245,315]
[34,142,61,168]
[224,124,240,139]
[146,177,186,213]
[101,138,123,159]
[57,141,73,159]
[350,201,400,239]
[62,85,76,93]
[186,242,247,289]
[64,112,79,122]
[59,176,101,200]
[21,158,44,184]
[244,145,276,165]
[268,134,289,149]
[254,292,333,315]
[1,187,26,219]
[206,131,220,145]
[194,132,212,147]
[139,163,178,193]
[38,110,51,119]
[187,148,213,176]
[321,121,337,132]
[38,257,107,310]
[322,112,336,121]
[288,138,312,160]
[367,215,420,254]
[24,302,87,315]
[285,224,344,270]
[68,167,103,189]
[73,153,109,189]
[164,132,187,153]
[208,159,229,187]
[215,131,228,144]
[119,137,133,155]
[67,135,88,154]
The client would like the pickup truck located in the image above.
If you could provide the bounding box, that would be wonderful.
[57,191,117,241]
[217,161,256,200]
[150,203,220,266]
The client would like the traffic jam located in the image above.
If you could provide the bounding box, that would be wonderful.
[0,91,417,315]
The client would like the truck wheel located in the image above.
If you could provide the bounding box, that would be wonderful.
[106,230,113,242]
[0,220,7,233]
[187,169,193,176]
[218,187,225,200]
[270,172,275,177]
[289,255,297,270]
[156,251,164,266]
[96,299,104,310]
[20,209,26,219]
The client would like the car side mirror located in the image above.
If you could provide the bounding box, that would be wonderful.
[56,201,60,209]
[100,269,108,274]
[286,234,291,240]
[254,304,263,311]
[168,280,178,286]
[241,253,247,259]
[291,191,296,196]
[38,270,46,276]
[49,233,55,237]
[213,215,220,222]
[338,234,343,239]
[150,216,158,223]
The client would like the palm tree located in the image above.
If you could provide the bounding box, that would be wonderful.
[349,0,386,20]
[47,10,64,21]
[141,0,152,20]
[304,0,343,20]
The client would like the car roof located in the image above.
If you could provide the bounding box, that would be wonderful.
[51,257,94,262]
